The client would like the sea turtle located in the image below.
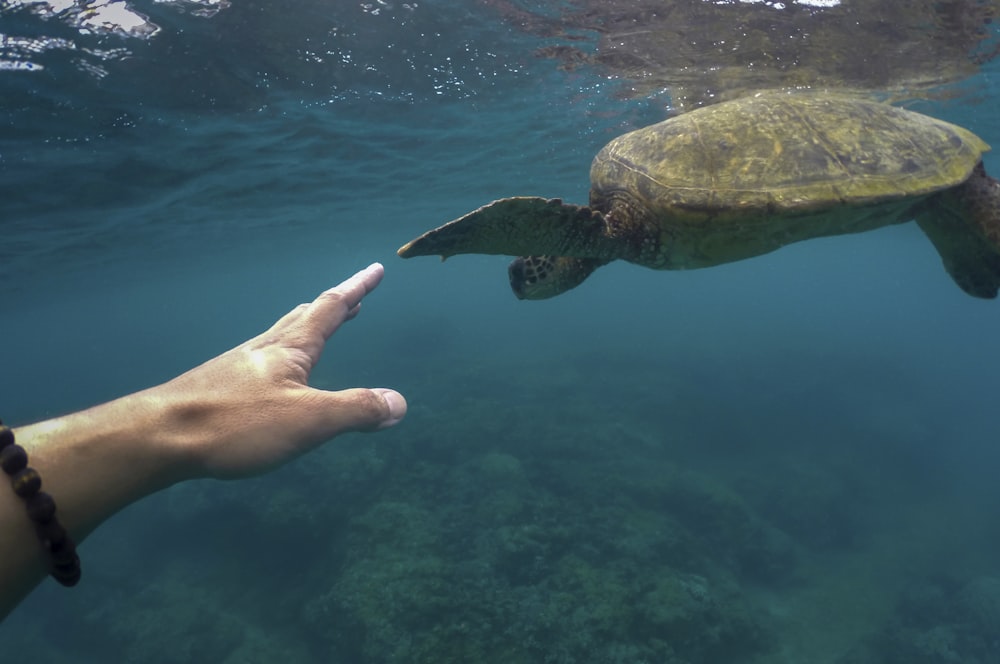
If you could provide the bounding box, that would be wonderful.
[398,92,1000,300]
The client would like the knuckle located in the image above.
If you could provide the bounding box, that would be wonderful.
[355,389,389,420]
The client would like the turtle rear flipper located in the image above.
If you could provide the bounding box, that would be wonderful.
[917,166,1000,298]
[398,197,614,260]
[918,215,1000,298]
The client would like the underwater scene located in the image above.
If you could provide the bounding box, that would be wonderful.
[2,0,1000,661]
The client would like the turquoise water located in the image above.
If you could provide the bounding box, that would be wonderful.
[3,1,1000,662]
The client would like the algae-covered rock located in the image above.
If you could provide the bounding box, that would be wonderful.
[842,575,1000,664]
[632,467,798,583]
[475,450,527,485]
[96,565,314,664]
[748,466,866,551]
[298,445,782,663]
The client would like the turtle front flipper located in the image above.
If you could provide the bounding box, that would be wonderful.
[917,163,1000,299]
[508,255,609,300]
[398,197,614,260]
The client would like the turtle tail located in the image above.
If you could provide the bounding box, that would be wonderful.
[397,197,616,260]
[916,163,1000,299]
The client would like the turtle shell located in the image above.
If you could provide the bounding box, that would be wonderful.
[590,92,990,223]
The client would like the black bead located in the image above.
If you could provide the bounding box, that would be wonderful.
[0,424,83,588]
[25,492,57,523]
[0,444,27,475]
[51,558,81,587]
[50,542,78,565]
[35,520,67,549]
[0,426,13,450]
[12,468,41,498]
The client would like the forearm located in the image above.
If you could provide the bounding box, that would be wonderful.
[0,392,183,619]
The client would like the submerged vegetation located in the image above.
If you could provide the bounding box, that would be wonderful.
[11,349,999,663]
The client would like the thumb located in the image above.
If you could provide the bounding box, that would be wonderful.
[314,387,408,435]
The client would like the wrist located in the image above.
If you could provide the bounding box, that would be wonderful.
[14,389,189,541]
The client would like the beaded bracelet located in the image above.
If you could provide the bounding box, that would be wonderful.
[0,421,81,587]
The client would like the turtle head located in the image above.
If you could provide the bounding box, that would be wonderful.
[508,255,607,299]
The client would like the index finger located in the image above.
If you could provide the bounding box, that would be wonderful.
[294,263,385,344]
[305,262,385,341]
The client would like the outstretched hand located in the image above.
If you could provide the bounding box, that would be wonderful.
[161,262,407,479]
[1,262,406,619]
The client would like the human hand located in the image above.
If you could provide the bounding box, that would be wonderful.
[155,262,407,479]
[0,263,407,614]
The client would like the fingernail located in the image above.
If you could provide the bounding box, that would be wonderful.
[376,388,407,428]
